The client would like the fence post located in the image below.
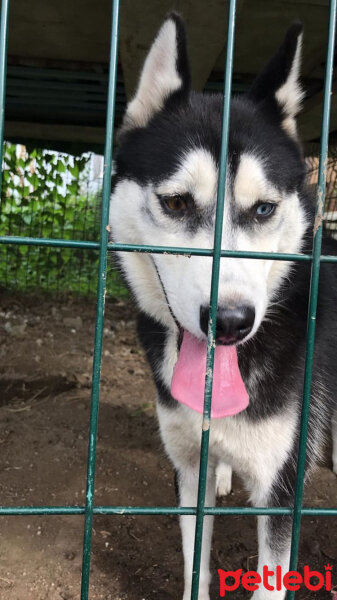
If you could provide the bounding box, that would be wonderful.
[287,1,337,598]
[190,1,237,598]
[0,0,10,198]
[80,1,120,598]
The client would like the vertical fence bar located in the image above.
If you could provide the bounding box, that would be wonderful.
[286,2,337,597]
[80,1,120,598]
[0,0,9,198]
[190,1,237,598]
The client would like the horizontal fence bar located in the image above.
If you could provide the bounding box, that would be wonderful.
[2,235,337,263]
[0,505,336,516]
[0,236,101,249]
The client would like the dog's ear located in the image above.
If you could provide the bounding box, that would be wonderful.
[248,22,304,138]
[119,13,190,137]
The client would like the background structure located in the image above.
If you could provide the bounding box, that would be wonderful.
[4,0,337,154]
[1,0,337,296]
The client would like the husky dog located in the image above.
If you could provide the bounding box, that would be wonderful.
[110,14,337,600]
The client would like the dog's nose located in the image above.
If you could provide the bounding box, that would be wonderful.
[199,305,255,344]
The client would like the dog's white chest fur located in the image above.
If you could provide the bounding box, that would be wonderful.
[157,402,298,505]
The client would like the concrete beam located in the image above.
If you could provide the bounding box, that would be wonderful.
[5,121,105,146]
[8,0,112,64]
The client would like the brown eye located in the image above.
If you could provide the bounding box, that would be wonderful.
[159,194,189,215]
[165,196,187,212]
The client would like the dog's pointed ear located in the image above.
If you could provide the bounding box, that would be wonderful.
[119,13,190,137]
[248,22,304,138]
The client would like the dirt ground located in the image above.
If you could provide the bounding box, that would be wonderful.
[0,293,336,600]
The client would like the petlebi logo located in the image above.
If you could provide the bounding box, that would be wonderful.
[218,564,333,596]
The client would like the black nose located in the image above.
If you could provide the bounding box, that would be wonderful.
[200,305,255,344]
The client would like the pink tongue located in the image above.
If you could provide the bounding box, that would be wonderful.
[171,331,249,418]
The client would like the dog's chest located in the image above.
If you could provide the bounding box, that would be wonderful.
[157,402,297,494]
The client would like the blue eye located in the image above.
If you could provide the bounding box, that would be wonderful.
[256,203,276,217]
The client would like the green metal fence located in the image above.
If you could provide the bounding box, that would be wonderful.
[0,0,337,599]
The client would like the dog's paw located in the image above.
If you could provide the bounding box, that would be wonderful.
[216,463,232,497]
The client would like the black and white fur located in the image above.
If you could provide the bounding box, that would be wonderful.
[110,14,337,600]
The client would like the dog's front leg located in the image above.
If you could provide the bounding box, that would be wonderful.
[249,454,298,600]
[251,514,292,600]
[178,465,216,600]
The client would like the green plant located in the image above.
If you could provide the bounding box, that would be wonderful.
[0,142,127,296]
